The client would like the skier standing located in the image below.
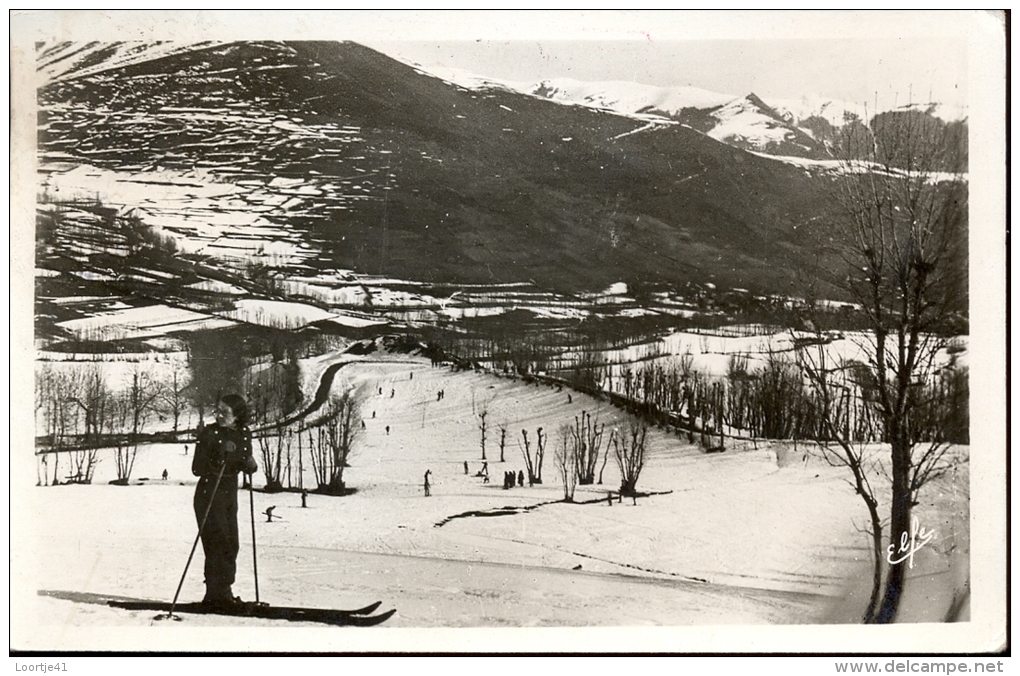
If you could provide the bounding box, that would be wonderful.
[424,469,432,497]
[191,394,258,609]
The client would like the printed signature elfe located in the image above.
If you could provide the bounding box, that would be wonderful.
[886,517,936,569]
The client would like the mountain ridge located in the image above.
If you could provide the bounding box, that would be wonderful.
[38,40,845,297]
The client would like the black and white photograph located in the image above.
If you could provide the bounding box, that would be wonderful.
[9,10,1007,656]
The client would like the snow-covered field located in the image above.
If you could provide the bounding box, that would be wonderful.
[14,352,969,652]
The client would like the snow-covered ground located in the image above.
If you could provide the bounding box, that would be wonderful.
[15,352,969,652]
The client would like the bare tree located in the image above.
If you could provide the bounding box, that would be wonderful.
[498,423,507,462]
[519,427,545,485]
[158,358,190,436]
[112,367,161,483]
[246,362,300,491]
[64,364,111,484]
[817,104,967,623]
[570,410,606,485]
[555,424,578,501]
[306,392,362,495]
[799,347,886,622]
[478,408,488,461]
[612,422,648,496]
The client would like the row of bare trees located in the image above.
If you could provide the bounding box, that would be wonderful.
[35,363,181,484]
[565,344,967,454]
[554,414,648,502]
[476,399,650,501]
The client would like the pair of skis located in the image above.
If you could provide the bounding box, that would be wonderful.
[39,590,396,627]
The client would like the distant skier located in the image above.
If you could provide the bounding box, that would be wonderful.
[191,394,258,610]
[424,469,432,497]
[162,469,169,481]
[518,470,524,487]
[264,506,278,523]
[463,461,469,475]
[568,394,572,404]
[184,445,189,456]
[390,389,395,398]
[385,425,390,435]
[361,420,366,430]
[301,489,308,508]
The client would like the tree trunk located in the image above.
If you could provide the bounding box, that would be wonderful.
[863,499,884,623]
[876,436,913,623]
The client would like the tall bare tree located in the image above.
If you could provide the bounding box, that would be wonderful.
[555,425,578,502]
[158,357,191,436]
[519,427,545,485]
[478,408,488,461]
[570,410,606,485]
[322,392,361,494]
[820,105,967,623]
[612,421,648,496]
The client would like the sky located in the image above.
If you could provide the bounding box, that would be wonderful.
[362,36,969,109]
[13,10,988,110]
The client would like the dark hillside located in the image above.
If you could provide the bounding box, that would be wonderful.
[39,40,840,295]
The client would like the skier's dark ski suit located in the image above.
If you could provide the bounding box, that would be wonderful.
[192,422,257,604]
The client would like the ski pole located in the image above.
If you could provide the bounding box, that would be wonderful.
[248,472,260,604]
[162,460,228,621]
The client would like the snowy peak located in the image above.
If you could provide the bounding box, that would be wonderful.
[522,76,967,161]
[521,79,835,159]
[706,93,830,159]
[527,77,735,117]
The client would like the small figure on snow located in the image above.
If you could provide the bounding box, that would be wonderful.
[162,469,169,481]
[301,489,308,508]
[372,411,376,418]
[518,470,525,487]
[361,420,366,430]
[390,389,395,398]
[184,445,189,456]
[424,469,432,497]
[463,461,469,475]
[385,425,390,435]
[567,394,572,404]
[264,506,278,523]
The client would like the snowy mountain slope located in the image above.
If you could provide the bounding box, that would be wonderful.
[771,95,968,127]
[19,354,969,646]
[517,79,833,159]
[36,41,221,84]
[705,93,830,159]
[37,40,844,296]
[518,76,967,160]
